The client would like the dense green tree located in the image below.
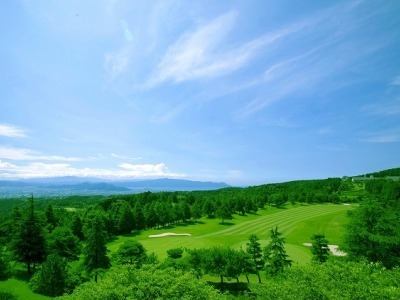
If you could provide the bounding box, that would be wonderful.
[11,196,46,274]
[132,204,146,230]
[191,199,203,221]
[113,240,147,267]
[30,254,67,297]
[264,226,292,276]
[48,226,80,261]
[0,245,11,280]
[83,215,111,282]
[311,233,330,263]
[44,204,58,232]
[250,261,400,300]
[166,247,184,259]
[216,200,233,224]
[246,234,264,282]
[179,200,191,222]
[344,197,400,268]
[71,214,84,241]
[117,202,134,234]
[203,198,215,218]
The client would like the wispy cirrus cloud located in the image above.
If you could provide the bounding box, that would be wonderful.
[148,10,304,86]
[0,160,184,179]
[360,129,400,143]
[235,2,390,118]
[0,124,27,138]
[0,147,81,161]
[362,98,400,116]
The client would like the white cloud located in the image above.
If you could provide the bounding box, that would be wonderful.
[0,147,81,161]
[0,160,184,179]
[0,124,27,138]
[149,11,306,86]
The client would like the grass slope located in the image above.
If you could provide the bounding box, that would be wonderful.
[0,278,50,300]
[108,203,353,265]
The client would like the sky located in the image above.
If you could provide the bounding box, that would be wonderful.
[0,0,399,186]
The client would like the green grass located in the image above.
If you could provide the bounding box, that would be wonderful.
[0,278,50,300]
[108,203,353,264]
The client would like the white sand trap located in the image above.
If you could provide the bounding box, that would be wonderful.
[343,203,351,206]
[302,243,347,256]
[149,232,191,238]
[328,245,347,256]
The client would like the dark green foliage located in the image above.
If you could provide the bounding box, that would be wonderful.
[250,261,400,300]
[48,226,80,261]
[216,199,233,224]
[203,198,215,218]
[117,202,134,234]
[59,265,225,300]
[246,234,264,282]
[311,234,330,263]
[71,214,84,241]
[0,247,11,281]
[191,199,203,220]
[113,240,147,267]
[44,204,58,232]
[132,205,145,230]
[344,196,400,268]
[30,254,67,297]
[11,196,46,274]
[166,247,184,259]
[83,215,111,282]
[264,226,292,276]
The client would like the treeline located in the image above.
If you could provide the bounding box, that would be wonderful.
[365,167,400,177]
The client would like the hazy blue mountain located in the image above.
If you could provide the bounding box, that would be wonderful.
[0,177,230,198]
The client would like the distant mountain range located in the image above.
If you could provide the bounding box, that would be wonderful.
[0,177,230,198]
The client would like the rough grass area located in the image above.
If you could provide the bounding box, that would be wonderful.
[108,203,353,264]
[0,278,50,300]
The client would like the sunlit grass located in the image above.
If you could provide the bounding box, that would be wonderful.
[108,203,353,263]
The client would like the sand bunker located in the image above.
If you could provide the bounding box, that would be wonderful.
[302,243,347,256]
[343,203,351,206]
[149,232,191,238]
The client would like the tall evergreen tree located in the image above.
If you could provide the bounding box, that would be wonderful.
[264,226,292,276]
[83,215,111,282]
[117,202,134,234]
[44,204,58,232]
[311,233,330,263]
[71,214,84,241]
[246,234,264,283]
[12,196,46,274]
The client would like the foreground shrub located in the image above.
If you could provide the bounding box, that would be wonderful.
[250,260,400,299]
[60,264,226,300]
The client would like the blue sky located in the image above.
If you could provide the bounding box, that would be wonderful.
[0,0,399,185]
